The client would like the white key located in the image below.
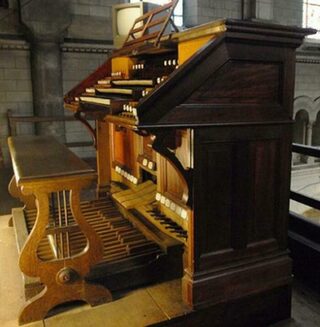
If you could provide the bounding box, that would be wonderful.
[142,158,148,166]
[175,206,182,216]
[170,202,176,211]
[160,195,166,204]
[132,108,137,116]
[155,193,161,201]
[148,161,154,170]
[165,199,171,208]
[181,209,188,220]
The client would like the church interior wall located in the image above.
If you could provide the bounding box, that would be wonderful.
[1,0,320,167]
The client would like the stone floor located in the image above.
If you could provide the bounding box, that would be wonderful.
[0,168,20,215]
[1,166,320,326]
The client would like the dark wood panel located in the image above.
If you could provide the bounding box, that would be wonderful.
[159,156,185,201]
[192,125,291,271]
[249,140,279,243]
[187,61,281,104]
[199,143,233,254]
[113,127,136,172]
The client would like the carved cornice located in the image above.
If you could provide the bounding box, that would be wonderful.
[0,37,114,53]
[0,38,29,50]
[296,57,320,64]
[61,42,113,54]
[297,39,320,64]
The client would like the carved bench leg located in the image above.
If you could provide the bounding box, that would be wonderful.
[19,276,111,325]
[18,183,112,325]
[8,176,36,209]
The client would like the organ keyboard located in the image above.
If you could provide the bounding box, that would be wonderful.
[8,1,312,325]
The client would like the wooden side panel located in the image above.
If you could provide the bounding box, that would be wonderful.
[186,60,282,105]
[182,124,292,308]
[191,125,291,271]
[142,135,155,160]
[178,35,213,65]
[111,125,136,173]
[157,130,191,203]
[96,120,111,194]
[158,158,185,200]
[111,56,134,78]
[248,140,279,243]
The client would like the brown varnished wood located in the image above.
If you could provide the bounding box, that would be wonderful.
[8,175,36,210]
[7,136,113,325]
[8,136,94,182]
[96,120,111,196]
[62,18,314,326]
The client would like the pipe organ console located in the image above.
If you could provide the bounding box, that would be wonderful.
[63,15,314,323]
[9,2,312,325]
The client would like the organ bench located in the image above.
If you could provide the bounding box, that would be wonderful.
[8,135,112,324]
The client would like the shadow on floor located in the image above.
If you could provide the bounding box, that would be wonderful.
[0,167,22,215]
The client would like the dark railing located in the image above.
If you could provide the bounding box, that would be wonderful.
[289,143,320,291]
[7,109,94,149]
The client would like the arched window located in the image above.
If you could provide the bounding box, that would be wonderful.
[303,0,320,39]
[130,0,183,27]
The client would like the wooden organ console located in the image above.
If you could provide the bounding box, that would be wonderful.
[9,2,314,325]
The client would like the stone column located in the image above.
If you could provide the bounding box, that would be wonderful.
[19,0,71,140]
[242,0,274,21]
[306,122,314,164]
[183,0,199,27]
[306,122,313,146]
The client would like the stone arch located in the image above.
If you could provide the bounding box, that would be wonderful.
[294,96,316,122]
[314,96,320,113]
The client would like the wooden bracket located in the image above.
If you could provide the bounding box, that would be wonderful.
[151,129,192,206]
[74,111,97,148]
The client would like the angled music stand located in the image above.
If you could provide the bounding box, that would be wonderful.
[123,0,179,48]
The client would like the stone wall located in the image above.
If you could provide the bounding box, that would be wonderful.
[68,0,122,41]
[273,0,303,27]
[0,40,112,165]
[295,62,320,99]
[0,44,33,164]
[184,0,242,26]
[1,0,320,167]
[62,49,110,159]
[0,1,116,166]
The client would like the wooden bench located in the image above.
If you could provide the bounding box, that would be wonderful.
[8,135,111,325]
